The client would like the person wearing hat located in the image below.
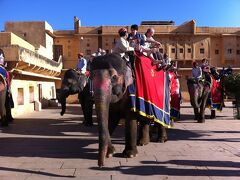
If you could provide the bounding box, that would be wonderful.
[76,52,87,74]
[113,27,134,61]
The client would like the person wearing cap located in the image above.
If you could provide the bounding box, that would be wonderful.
[113,27,134,61]
[192,61,202,79]
[76,53,87,74]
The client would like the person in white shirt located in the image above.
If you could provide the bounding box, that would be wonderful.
[76,53,87,74]
[141,28,162,65]
[192,62,202,79]
[113,27,134,61]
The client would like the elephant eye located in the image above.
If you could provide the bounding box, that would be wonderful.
[111,75,118,84]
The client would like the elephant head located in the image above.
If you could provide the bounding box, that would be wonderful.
[60,69,88,116]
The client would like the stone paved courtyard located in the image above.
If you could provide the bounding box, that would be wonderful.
[0,102,239,179]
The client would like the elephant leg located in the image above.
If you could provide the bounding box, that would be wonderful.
[198,95,208,123]
[5,92,14,123]
[60,89,68,116]
[80,88,94,126]
[157,124,168,143]
[106,111,121,158]
[194,108,199,120]
[210,110,216,119]
[137,117,150,146]
[81,99,94,126]
[0,89,8,127]
[123,115,138,158]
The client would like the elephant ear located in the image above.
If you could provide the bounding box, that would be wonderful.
[123,66,133,92]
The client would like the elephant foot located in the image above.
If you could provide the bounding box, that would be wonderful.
[210,115,216,119]
[82,121,93,127]
[170,119,174,127]
[60,111,64,116]
[197,118,205,123]
[137,137,149,146]
[122,148,138,158]
[98,159,104,168]
[1,120,8,127]
[8,117,14,123]
[106,145,116,158]
[210,110,216,119]
[156,136,168,143]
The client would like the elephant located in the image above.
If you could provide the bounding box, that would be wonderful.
[59,69,94,126]
[208,67,234,119]
[187,67,219,122]
[90,53,168,167]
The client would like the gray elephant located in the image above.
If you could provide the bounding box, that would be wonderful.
[187,67,219,122]
[91,53,169,167]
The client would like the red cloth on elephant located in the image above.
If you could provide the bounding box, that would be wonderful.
[209,78,223,110]
[169,71,181,120]
[131,52,171,128]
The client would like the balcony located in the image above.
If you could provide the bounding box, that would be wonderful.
[2,45,62,78]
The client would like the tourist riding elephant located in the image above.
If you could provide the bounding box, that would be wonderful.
[59,69,94,125]
[187,67,219,122]
[91,53,157,167]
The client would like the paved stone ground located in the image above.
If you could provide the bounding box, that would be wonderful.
[0,102,239,180]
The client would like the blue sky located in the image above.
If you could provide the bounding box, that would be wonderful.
[0,0,240,31]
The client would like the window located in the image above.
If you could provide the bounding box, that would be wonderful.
[159,48,163,53]
[215,49,219,55]
[17,88,24,105]
[86,50,91,55]
[237,50,240,55]
[105,43,109,46]
[171,48,175,53]
[87,43,90,47]
[179,48,183,53]
[188,48,191,53]
[200,48,205,54]
[227,49,232,54]
[53,45,63,61]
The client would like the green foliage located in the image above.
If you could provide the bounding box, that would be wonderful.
[223,73,240,99]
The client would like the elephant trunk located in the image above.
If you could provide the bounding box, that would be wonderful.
[93,70,112,167]
[95,100,110,167]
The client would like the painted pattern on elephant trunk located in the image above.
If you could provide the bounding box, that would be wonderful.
[93,69,112,167]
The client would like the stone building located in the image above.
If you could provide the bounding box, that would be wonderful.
[0,21,62,116]
[1,18,240,114]
[54,18,240,100]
